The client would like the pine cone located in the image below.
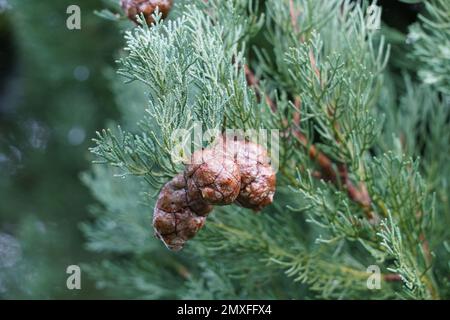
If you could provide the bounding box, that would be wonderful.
[153,173,212,251]
[121,0,173,25]
[153,136,276,250]
[213,137,276,211]
[185,148,241,206]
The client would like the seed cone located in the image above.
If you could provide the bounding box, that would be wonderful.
[185,148,241,206]
[213,137,276,211]
[121,0,173,25]
[153,173,211,251]
[153,136,276,250]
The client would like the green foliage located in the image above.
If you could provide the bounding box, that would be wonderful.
[91,6,264,188]
[84,0,450,299]
[0,0,121,298]
[408,0,450,94]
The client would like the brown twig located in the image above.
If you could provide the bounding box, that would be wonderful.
[244,65,277,112]
[289,0,300,34]
[383,273,402,282]
[417,217,438,299]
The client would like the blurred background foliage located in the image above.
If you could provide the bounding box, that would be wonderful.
[0,0,121,298]
[0,0,441,298]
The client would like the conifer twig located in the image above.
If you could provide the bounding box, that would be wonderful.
[244,65,378,223]
[291,2,379,223]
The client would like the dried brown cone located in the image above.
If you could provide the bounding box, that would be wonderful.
[214,138,276,211]
[153,173,212,251]
[153,137,276,250]
[185,148,241,206]
[120,0,173,25]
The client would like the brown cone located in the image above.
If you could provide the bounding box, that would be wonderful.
[121,0,173,25]
[153,136,276,250]
[185,148,241,206]
[213,137,276,211]
[152,173,212,251]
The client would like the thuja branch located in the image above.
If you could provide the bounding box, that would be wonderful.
[244,65,379,223]
[208,221,401,284]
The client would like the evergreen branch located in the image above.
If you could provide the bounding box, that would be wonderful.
[378,213,439,299]
[195,214,398,298]
[244,64,378,222]
[81,0,448,300]
[408,0,450,94]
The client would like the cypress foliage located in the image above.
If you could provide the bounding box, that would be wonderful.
[85,0,450,299]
